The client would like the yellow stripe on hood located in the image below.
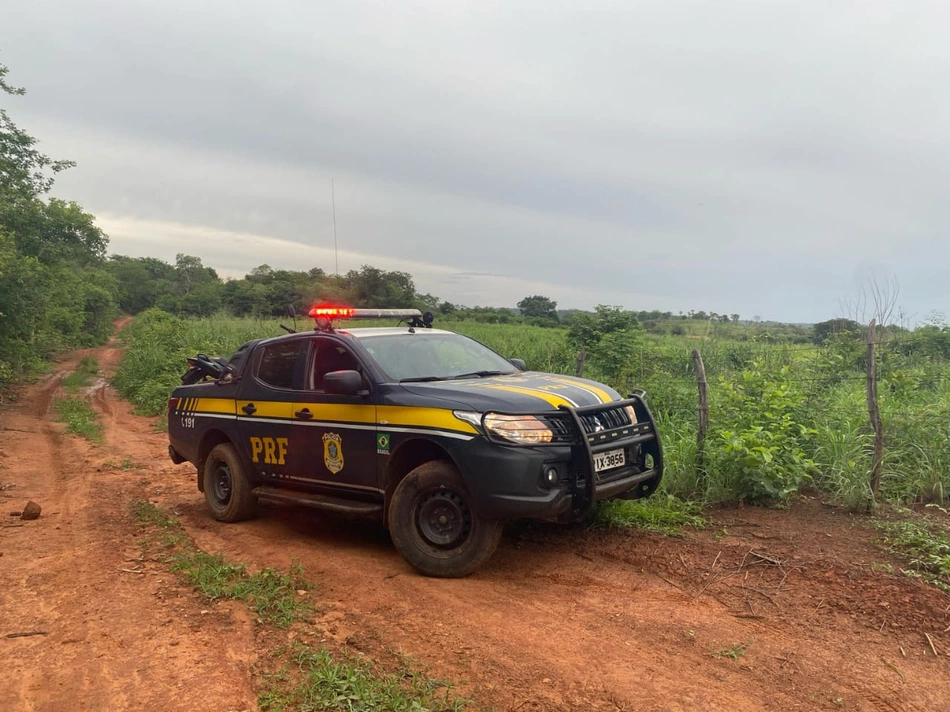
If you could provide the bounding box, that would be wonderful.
[542,376,613,404]
[465,382,574,408]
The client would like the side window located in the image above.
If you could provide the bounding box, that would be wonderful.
[309,341,361,391]
[256,341,303,389]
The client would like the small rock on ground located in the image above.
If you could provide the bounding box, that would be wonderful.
[21,501,41,520]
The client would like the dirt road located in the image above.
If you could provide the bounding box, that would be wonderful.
[1,326,949,711]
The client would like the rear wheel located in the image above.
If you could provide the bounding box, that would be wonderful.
[388,460,502,578]
[202,443,255,522]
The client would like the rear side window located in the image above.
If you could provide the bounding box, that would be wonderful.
[256,341,303,389]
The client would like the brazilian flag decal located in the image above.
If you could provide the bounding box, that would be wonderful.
[376,433,390,455]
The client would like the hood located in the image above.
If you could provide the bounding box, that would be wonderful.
[399,372,621,412]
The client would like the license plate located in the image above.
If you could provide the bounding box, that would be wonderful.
[593,448,625,473]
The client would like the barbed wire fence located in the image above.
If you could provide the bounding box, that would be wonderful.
[572,321,950,503]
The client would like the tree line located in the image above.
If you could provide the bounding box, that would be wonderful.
[107,256,424,319]
[0,63,115,382]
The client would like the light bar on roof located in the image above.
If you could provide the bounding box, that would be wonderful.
[308,306,423,320]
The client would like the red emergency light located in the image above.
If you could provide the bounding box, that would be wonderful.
[308,306,355,319]
[306,306,430,331]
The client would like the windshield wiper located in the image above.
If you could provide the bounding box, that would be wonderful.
[448,370,513,380]
[400,370,513,383]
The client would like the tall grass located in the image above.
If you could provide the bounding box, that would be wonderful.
[114,309,280,415]
[115,310,950,507]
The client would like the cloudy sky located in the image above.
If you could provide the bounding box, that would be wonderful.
[3,0,949,322]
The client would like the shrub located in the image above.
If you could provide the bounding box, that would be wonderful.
[709,363,816,502]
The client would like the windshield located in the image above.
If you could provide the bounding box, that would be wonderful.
[360,333,519,382]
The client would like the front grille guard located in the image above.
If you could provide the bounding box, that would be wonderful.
[481,393,664,519]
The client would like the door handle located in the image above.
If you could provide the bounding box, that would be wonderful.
[241,403,257,415]
[294,408,313,420]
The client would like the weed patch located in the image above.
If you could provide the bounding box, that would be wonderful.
[130,501,312,627]
[62,356,99,390]
[54,396,103,442]
[131,501,467,709]
[710,640,751,660]
[876,512,950,592]
[258,643,468,712]
[591,494,704,536]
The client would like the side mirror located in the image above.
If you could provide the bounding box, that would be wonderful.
[509,358,527,371]
[324,369,364,396]
[288,304,297,318]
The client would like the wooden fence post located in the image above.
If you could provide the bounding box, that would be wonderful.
[692,348,709,480]
[867,319,884,499]
[575,349,586,378]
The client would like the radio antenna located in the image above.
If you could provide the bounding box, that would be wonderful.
[331,178,339,275]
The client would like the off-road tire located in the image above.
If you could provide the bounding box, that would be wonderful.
[203,443,255,522]
[388,460,502,578]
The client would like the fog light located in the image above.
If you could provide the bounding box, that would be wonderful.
[544,467,559,485]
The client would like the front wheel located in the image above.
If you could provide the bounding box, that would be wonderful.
[388,461,502,578]
[202,443,255,522]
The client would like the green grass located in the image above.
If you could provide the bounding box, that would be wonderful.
[131,499,183,530]
[103,456,138,470]
[54,396,103,442]
[114,309,287,415]
[710,640,752,660]
[258,643,468,712]
[876,512,950,592]
[62,356,99,390]
[172,551,312,627]
[130,500,313,627]
[591,494,704,536]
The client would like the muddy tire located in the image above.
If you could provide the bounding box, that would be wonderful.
[203,443,255,522]
[388,460,502,578]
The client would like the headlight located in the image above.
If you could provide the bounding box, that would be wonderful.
[483,413,553,444]
[623,405,638,424]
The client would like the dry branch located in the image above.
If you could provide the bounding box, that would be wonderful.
[880,657,905,683]
[749,550,782,566]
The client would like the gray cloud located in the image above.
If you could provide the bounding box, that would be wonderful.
[4,0,950,321]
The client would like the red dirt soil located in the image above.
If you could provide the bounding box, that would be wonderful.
[1,321,949,711]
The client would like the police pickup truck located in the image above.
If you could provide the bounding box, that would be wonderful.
[167,307,663,577]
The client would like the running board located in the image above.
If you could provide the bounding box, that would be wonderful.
[252,486,383,517]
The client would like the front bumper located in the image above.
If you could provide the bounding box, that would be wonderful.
[458,395,663,520]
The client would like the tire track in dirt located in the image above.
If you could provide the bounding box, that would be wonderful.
[0,321,258,712]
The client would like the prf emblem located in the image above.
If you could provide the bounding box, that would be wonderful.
[323,432,344,474]
[250,437,288,465]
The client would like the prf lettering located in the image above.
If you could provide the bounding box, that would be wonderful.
[249,437,288,465]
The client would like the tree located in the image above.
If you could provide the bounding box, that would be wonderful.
[567,305,637,351]
[812,318,862,345]
[172,253,218,295]
[106,255,178,313]
[517,295,558,323]
[415,292,441,313]
[567,305,641,384]
[344,265,416,307]
[0,62,116,381]
[0,65,74,200]
[839,275,901,330]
